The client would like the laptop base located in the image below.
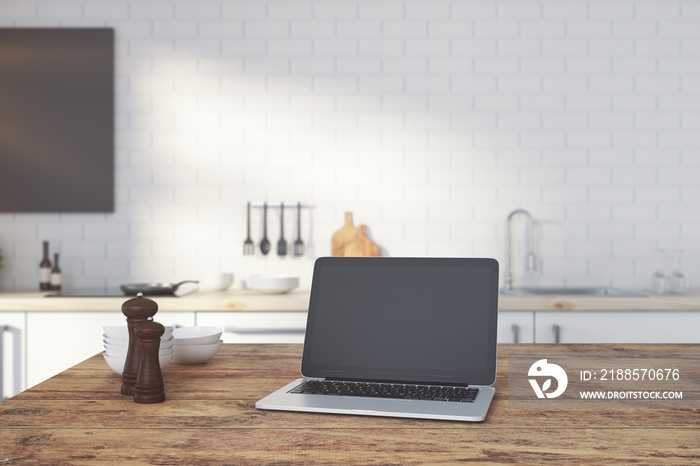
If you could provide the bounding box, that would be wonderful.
[256,378,495,422]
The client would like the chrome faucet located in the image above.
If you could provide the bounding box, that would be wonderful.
[503,209,536,292]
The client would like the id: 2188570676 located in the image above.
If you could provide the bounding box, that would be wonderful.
[580,368,680,382]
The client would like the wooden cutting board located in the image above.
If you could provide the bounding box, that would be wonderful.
[331,212,358,256]
[343,224,380,257]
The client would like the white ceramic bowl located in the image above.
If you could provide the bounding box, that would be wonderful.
[103,351,174,374]
[103,333,173,345]
[247,275,299,294]
[103,341,174,354]
[104,350,174,359]
[102,340,174,353]
[173,340,223,365]
[172,326,222,346]
[103,326,174,338]
[199,272,234,292]
[104,343,174,356]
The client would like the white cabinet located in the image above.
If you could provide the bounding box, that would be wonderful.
[498,311,534,343]
[1,312,26,400]
[26,311,194,389]
[534,311,700,344]
[197,311,308,344]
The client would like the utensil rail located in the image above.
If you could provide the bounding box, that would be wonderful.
[247,202,312,209]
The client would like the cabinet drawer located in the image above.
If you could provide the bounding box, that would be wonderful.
[535,311,700,344]
[1,312,26,400]
[26,311,195,389]
[498,311,534,343]
[196,312,308,343]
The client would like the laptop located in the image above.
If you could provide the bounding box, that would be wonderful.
[256,257,499,422]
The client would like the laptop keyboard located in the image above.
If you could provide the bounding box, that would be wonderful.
[289,380,478,403]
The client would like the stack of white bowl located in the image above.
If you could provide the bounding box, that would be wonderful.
[173,326,223,364]
[102,325,175,374]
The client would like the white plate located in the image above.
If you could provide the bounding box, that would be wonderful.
[247,275,299,294]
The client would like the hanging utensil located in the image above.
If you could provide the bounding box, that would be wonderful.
[260,202,271,255]
[243,202,254,255]
[294,202,304,257]
[277,203,287,256]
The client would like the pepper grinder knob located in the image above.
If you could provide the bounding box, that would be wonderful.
[121,292,159,319]
[120,293,159,396]
[134,320,166,404]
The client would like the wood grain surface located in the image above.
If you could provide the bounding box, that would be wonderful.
[1,344,698,464]
[343,224,380,257]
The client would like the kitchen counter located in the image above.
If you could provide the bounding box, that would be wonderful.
[0,343,697,464]
[0,289,311,312]
[1,289,700,312]
[498,291,700,312]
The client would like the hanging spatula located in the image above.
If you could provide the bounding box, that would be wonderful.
[277,203,287,256]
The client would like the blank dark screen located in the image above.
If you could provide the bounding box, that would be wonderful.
[302,258,498,385]
[0,28,114,212]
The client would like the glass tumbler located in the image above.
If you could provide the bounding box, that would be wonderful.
[650,249,668,295]
[669,249,686,294]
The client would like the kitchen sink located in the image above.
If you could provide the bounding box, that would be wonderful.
[501,287,647,297]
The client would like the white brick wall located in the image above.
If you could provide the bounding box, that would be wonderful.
[0,0,699,292]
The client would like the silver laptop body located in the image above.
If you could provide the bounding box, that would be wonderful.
[256,257,499,422]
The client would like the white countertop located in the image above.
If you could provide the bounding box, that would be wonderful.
[1,289,699,312]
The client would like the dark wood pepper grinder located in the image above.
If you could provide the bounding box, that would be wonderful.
[134,320,166,404]
[121,292,158,396]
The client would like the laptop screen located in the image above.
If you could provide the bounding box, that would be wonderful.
[301,257,499,386]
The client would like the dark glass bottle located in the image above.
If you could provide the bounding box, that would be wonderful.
[50,252,62,291]
[39,241,52,291]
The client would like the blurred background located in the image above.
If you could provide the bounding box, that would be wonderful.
[0,0,698,292]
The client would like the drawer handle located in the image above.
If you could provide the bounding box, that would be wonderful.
[224,327,305,335]
[511,324,519,344]
[552,324,560,344]
[1,325,22,401]
[1,325,5,401]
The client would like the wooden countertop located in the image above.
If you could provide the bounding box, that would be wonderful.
[0,344,697,464]
[498,291,700,312]
[0,289,312,312]
[1,289,700,312]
